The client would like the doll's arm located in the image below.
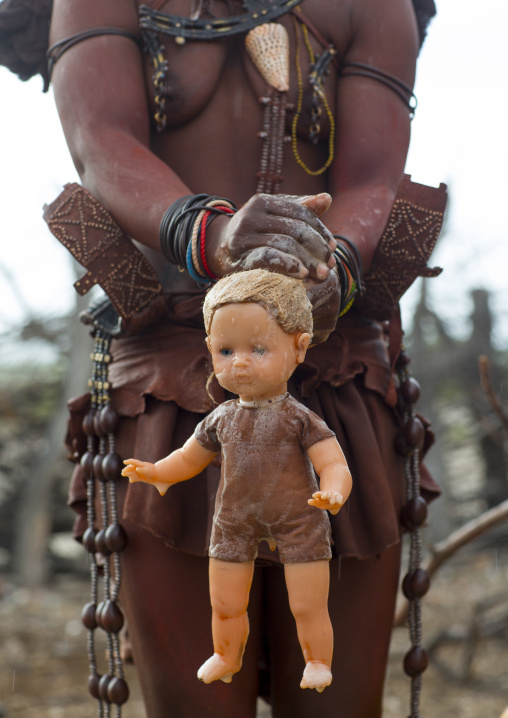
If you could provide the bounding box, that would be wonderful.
[307,437,353,516]
[121,436,218,496]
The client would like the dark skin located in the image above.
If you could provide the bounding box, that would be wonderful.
[49,0,418,712]
[49,0,418,309]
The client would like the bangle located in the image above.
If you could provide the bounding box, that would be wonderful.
[159,194,238,283]
[332,235,364,316]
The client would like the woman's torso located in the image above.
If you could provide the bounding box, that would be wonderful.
[134,0,351,285]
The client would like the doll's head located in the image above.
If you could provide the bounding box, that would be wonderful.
[203,270,312,401]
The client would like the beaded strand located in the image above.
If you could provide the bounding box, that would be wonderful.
[395,346,431,718]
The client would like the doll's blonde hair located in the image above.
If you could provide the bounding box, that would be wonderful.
[203,269,313,338]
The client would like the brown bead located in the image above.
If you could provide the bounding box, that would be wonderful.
[107,676,130,705]
[401,377,421,404]
[82,410,97,436]
[402,569,430,599]
[93,411,106,438]
[80,451,95,475]
[88,673,101,699]
[82,527,98,554]
[400,497,428,529]
[105,523,128,553]
[102,452,123,482]
[397,351,411,368]
[95,528,111,556]
[81,602,98,630]
[98,674,112,703]
[100,405,119,434]
[396,391,409,415]
[403,417,424,449]
[403,646,429,677]
[92,453,105,482]
[95,600,106,629]
[394,431,411,457]
[101,600,124,634]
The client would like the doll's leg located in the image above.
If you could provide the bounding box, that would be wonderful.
[265,544,402,717]
[118,523,262,718]
[284,560,333,692]
[198,558,256,684]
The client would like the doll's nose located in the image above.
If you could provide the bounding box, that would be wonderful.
[233,352,249,367]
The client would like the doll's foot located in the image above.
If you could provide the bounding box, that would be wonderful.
[197,654,238,684]
[300,661,332,692]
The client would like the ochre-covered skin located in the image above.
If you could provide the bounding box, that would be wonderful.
[48,0,427,712]
[122,291,352,691]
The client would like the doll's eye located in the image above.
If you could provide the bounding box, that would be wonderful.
[220,348,233,356]
[253,346,266,356]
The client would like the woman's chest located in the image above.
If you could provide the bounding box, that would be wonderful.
[139,0,350,135]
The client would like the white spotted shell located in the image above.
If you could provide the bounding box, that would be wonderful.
[245,23,290,92]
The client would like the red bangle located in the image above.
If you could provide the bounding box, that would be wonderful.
[200,207,235,281]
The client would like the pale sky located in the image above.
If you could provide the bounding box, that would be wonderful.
[0,0,507,352]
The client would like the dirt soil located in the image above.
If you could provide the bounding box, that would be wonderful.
[1,545,508,718]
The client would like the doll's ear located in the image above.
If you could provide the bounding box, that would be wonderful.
[205,336,212,354]
[296,333,311,364]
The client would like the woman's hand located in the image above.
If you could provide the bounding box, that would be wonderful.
[206,193,337,280]
[206,192,341,343]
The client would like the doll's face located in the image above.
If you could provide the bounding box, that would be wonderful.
[207,303,310,402]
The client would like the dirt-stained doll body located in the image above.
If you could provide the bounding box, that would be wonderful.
[122,269,352,692]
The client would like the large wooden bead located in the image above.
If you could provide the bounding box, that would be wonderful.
[101,600,124,634]
[105,523,128,553]
[403,416,425,449]
[95,600,106,629]
[88,673,101,699]
[394,431,411,457]
[100,405,119,434]
[82,410,97,437]
[400,497,428,530]
[92,453,105,482]
[93,411,106,438]
[107,677,130,705]
[98,674,112,703]
[80,451,95,475]
[102,452,123,482]
[402,569,430,599]
[397,352,411,368]
[81,602,98,630]
[95,528,111,556]
[403,646,429,677]
[401,377,421,404]
[82,527,98,554]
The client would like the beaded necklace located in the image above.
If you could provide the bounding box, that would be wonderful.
[139,0,303,43]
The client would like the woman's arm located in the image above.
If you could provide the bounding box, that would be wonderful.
[50,0,335,281]
[324,0,420,271]
[50,0,190,250]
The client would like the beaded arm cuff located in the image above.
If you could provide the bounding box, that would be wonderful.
[355,174,447,321]
[43,183,166,335]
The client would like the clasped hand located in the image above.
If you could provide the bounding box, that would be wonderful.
[206,193,341,343]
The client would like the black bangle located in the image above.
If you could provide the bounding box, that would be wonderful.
[159,194,238,276]
[332,235,364,315]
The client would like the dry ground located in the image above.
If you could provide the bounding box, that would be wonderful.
[1,545,507,718]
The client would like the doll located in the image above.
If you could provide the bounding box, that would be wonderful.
[121,269,352,693]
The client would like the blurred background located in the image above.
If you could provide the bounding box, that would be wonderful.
[0,0,507,716]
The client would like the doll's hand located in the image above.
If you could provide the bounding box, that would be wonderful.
[206,193,336,281]
[308,490,344,516]
[122,458,157,482]
[122,459,172,495]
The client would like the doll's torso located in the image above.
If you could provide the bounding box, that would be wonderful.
[194,393,335,562]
